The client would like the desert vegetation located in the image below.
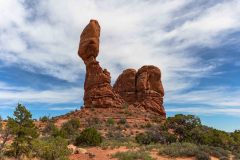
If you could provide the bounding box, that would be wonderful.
[1,104,240,160]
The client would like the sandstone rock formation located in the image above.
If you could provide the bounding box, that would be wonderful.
[78,19,165,116]
[114,66,165,115]
[78,20,124,108]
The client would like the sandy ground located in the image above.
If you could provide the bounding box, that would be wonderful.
[69,146,220,160]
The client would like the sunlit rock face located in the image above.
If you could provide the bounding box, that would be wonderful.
[78,20,165,116]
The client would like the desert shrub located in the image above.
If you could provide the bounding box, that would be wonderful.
[107,118,115,126]
[187,125,234,150]
[164,133,178,144]
[7,104,39,158]
[158,143,198,157]
[101,139,137,150]
[43,122,58,135]
[75,128,102,146]
[61,118,80,139]
[166,114,235,150]
[199,145,229,158]
[106,130,125,141]
[151,130,177,144]
[135,133,153,145]
[135,130,177,145]
[204,128,233,149]
[166,114,201,141]
[86,117,101,128]
[112,151,154,160]
[196,151,210,160]
[231,130,240,152]
[118,118,127,124]
[43,122,67,138]
[32,137,70,160]
[39,116,50,122]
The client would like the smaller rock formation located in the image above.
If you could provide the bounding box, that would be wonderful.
[113,65,165,116]
[78,20,124,108]
[135,65,165,115]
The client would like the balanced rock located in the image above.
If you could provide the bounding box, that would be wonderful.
[78,20,124,108]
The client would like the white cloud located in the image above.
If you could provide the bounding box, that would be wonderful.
[0,0,240,114]
[0,81,83,104]
[167,107,240,116]
[166,87,240,109]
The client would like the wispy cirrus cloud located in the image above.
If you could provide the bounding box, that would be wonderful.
[1,0,240,86]
[166,87,240,107]
[0,81,83,104]
[167,107,240,116]
[0,0,240,122]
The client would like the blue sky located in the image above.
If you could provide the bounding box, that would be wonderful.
[0,0,240,132]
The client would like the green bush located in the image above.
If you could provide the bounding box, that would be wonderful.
[39,116,50,122]
[32,137,71,160]
[112,151,154,160]
[199,145,229,159]
[86,117,101,128]
[43,122,67,138]
[196,151,210,160]
[75,128,102,146]
[135,133,153,145]
[135,130,177,145]
[166,114,201,141]
[61,118,80,139]
[107,118,115,126]
[118,118,127,124]
[158,143,198,157]
[106,130,125,141]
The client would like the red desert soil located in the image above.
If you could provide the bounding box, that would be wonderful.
[69,146,219,160]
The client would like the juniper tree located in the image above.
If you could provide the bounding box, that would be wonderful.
[7,104,38,158]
